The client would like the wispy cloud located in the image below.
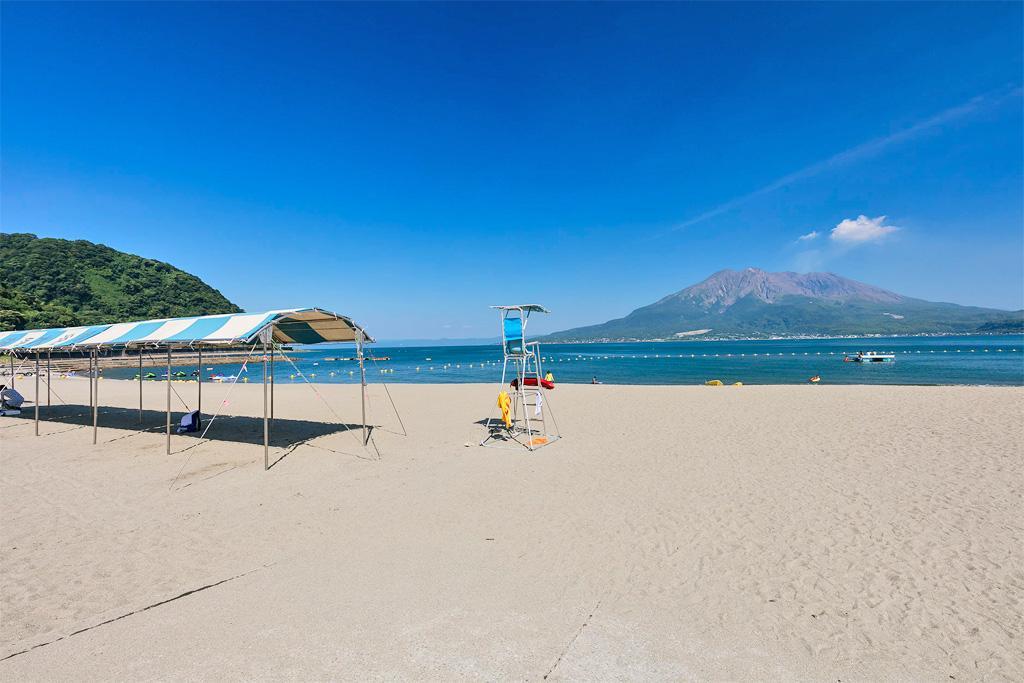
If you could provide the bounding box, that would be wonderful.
[790,214,899,271]
[830,215,898,244]
[671,85,1022,232]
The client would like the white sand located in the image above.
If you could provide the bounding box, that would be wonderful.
[1,377,1022,680]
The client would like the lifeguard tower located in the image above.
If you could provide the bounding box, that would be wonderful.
[481,304,560,450]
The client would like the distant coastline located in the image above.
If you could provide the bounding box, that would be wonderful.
[543,330,1024,345]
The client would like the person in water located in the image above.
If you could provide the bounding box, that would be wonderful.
[591,376,601,385]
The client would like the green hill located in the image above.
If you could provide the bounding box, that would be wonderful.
[0,233,241,331]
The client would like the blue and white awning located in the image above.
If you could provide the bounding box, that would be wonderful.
[0,308,371,353]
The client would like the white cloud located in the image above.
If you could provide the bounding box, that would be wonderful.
[797,230,819,241]
[830,215,899,244]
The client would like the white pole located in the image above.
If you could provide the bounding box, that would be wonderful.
[46,350,51,406]
[358,331,367,445]
[92,350,98,444]
[197,346,202,418]
[9,354,14,390]
[34,353,39,436]
[139,351,143,423]
[263,339,269,470]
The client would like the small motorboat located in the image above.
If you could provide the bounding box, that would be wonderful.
[809,375,821,383]
[844,351,895,363]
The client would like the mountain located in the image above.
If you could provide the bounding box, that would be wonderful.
[0,233,242,331]
[547,268,1023,340]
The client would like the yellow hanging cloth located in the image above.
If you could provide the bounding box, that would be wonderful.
[497,391,512,428]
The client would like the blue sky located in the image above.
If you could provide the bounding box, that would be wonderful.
[2,2,1021,338]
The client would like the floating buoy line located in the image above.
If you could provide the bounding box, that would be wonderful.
[242,344,1023,383]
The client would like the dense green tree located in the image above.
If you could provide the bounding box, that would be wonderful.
[0,233,242,331]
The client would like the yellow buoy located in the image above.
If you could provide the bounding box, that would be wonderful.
[705,379,724,386]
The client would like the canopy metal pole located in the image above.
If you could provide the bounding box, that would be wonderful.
[88,351,93,411]
[92,350,98,445]
[34,352,40,436]
[262,339,269,470]
[9,354,14,390]
[46,350,51,406]
[269,343,274,421]
[197,346,202,418]
[139,351,143,423]
[166,347,172,455]
[358,331,367,445]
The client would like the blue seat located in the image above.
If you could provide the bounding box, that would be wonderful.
[503,318,525,355]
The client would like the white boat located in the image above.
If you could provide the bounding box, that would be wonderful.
[844,351,895,363]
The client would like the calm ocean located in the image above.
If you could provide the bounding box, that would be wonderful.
[108,334,1024,386]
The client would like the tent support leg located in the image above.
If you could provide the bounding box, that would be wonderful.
[263,340,269,470]
[197,346,202,418]
[9,354,14,390]
[269,344,274,421]
[358,332,367,445]
[166,348,171,455]
[92,350,98,444]
[34,352,39,436]
[139,352,143,423]
[88,351,93,412]
[46,351,51,406]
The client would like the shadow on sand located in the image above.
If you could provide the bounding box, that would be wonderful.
[4,404,371,453]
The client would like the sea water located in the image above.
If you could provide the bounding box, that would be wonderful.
[108,334,1024,386]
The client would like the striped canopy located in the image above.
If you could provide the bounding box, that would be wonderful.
[0,308,371,353]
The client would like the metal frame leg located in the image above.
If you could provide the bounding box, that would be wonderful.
[34,353,39,436]
[262,340,269,470]
[166,348,172,455]
[92,350,99,444]
[358,332,367,445]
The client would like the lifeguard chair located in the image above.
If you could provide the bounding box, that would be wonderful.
[481,304,560,450]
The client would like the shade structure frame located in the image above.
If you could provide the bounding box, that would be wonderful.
[6,309,373,471]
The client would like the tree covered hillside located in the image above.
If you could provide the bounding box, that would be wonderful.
[0,233,241,331]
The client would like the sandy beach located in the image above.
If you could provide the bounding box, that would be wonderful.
[1,377,1022,680]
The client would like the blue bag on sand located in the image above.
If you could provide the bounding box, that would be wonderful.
[177,410,201,434]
